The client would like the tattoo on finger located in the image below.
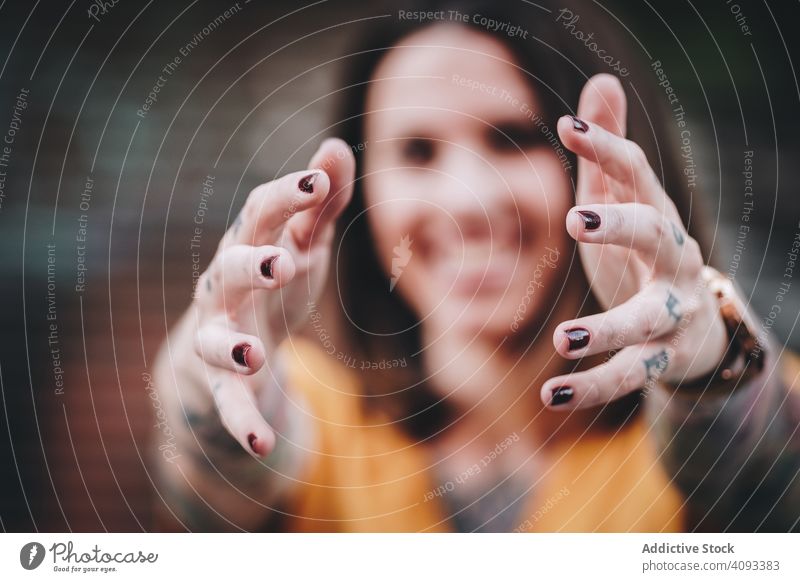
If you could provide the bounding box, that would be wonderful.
[670,222,685,246]
[643,349,670,383]
[666,290,682,322]
[184,408,247,456]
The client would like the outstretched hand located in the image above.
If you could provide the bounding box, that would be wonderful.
[541,74,728,409]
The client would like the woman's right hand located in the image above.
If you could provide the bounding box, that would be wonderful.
[173,138,355,460]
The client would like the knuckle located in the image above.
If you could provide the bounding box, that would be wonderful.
[688,237,703,260]
[245,183,279,220]
[601,320,620,349]
[216,233,228,253]
[212,249,232,278]
[668,347,687,374]
[594,359,627,400]
[221,244,252,273]
[244,183,265,211]
[194,271,211,303]
[191,326,205,359]
[653,221,667,250]
[639,307,660,340]
[681,237,704,277]
[642,209,667,247]
[627,142,648,169]
[608,205,625,233]
[649,206,668,235]
[618,363,639,394]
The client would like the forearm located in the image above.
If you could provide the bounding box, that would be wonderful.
[151,317,313,531]
[646,340,800,531]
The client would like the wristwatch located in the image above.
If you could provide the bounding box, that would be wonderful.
[673,267,766,395]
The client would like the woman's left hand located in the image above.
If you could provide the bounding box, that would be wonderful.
[541,74,728,409]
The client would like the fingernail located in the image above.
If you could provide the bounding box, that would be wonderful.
[565,327,590,351]
[260,256,277,279]
[298,171,318,194]
[569,115,589,133]
[577,210,601,230]
[232,343,251,367]
[550,386,574,406]
[247,433,259,454]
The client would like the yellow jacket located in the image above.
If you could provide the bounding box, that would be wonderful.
[276,338,686,532]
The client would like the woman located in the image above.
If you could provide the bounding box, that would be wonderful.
[153,0,800,532]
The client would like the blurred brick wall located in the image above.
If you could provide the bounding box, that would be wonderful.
[0,0,360,532]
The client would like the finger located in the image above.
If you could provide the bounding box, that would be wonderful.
[288,137,355,250]
[577,74,628,136]
[566,203,698,275]
[541,343,673,410]
[197,245,296,312]
[553,284,688,359]
[557,114,660,202]
[194,321,267,375]
[574,74,628,202]
[209,374,276,458]
[229,168,331,247]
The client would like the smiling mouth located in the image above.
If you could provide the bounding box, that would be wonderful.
[433,247,521,295]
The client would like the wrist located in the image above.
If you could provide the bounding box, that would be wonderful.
[668,267,766,397]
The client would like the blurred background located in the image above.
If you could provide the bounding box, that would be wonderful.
[0,0,798,531]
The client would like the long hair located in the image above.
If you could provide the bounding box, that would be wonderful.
[317,0,703,440]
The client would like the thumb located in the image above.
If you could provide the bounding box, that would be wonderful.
[573,74,628,201]
[577,73,627,136]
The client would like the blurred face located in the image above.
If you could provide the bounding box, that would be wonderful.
[362,24,572,341]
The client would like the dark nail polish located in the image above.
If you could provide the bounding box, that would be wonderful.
[565,327,590,351]
[248,433,258,453]
[569,115,589,133]
[260,256,277,279]
[550,386,574,406]
[298,172,318,194]
[232,343,251,367]
[577,210,601,230]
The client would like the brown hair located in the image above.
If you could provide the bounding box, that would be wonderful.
[318,0,705,440]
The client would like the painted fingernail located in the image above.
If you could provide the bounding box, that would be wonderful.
[577,210,601,230]
[298,172,318,194]
[565,327,590,351]
[569,115,589,133]
[232,343,251,367]
[247,433,259,454]
[260,256,277,279]
[550,386,574,406]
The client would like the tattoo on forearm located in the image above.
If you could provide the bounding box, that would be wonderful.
[671,222,685,245]
[180,381,244,454]
[666,290,682,322]
[649,352,800,531]
[160,474,233,531]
